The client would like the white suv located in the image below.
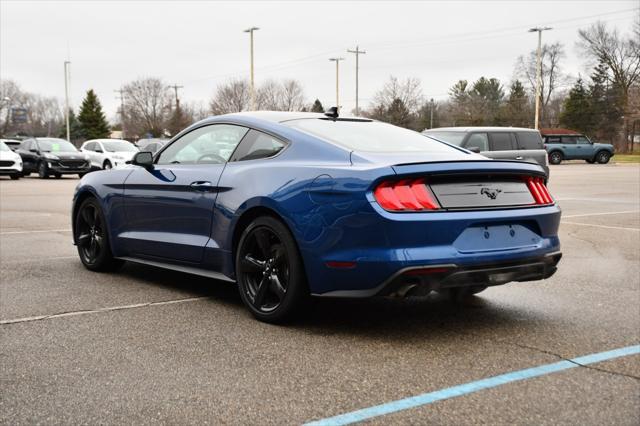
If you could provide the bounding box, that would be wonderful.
[0,141,23,179]
[80,139,139,170]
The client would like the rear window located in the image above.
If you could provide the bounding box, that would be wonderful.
[286,119,459,153]
[423,131,466,146]
[516,132,543,150]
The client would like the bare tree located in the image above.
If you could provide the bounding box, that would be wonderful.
[123,77,170,137]
[210,79,249,115]
[0,80,63,137]
[279,79,306,111]
[516,42,570,127]
[578,21,640,151]
[373,76,423,114]
[256,79,281,110]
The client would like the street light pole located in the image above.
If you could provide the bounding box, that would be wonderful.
[329,57,344,112]
[529,27,552,129]
[347,46,366,116]
[430,98,434,129]
[244,27,260,110]
[64,60,71,142]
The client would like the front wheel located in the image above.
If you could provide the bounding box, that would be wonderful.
[236,216,309,323]
[75,198,123,271]
[10,173,20,180]
[596,151,611,164]
[103,160,112,170]
[548,151,563,165]
[38,162,49,179]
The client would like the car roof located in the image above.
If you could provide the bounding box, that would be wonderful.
[84,139,130,143]
[210,111,371,124]
[426,126,538,132]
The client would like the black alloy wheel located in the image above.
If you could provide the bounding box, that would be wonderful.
[236,216,308,323]
[548,151,563,165]
[38,161,49,179]
[75,198,122,271]
[596,151,610,164]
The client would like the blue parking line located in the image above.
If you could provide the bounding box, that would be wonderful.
[304,344,640,426]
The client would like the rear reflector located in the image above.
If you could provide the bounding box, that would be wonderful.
[525,177,554,205]
[374,178,440,211]
[325,261,357,269]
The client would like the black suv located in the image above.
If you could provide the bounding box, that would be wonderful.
[17,138,91,178]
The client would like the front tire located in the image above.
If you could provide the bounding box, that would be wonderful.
[54,173,62,179]
[596,151,610,164]
[548,151,563,165]
[75,198,123,271]
[103,160,112,170]
[38,162,49,179]
[236,216,309,323]
[10,173,20,180]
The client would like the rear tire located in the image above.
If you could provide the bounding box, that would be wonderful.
[548,151,563,165]
[74,197,123,272]
[596,151,610,164]
[235,216,309,323]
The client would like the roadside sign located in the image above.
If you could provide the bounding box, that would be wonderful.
[11,107,27,124]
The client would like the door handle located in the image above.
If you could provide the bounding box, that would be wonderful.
[515,156,523,160]
[190,181,213,191]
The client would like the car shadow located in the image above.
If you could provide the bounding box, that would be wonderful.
[116,262,544,339]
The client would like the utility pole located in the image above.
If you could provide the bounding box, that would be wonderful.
[168,84,184,109]
[63,61,71,142]
[244,27,260,110]
[529,26,552,129]
[347,46,366,116]
[114,88,126,139]
[430,98,435,129]
[329,57,344,113]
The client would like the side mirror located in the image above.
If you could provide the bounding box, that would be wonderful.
[131,151,153,168]
[467,146,481,153]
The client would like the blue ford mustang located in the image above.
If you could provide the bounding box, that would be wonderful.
[72,111,562,322]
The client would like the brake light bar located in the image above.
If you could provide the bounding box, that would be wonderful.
[525,176,554,205]
[374,179,440,211]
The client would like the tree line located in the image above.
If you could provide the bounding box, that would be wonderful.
[0,20,637,151]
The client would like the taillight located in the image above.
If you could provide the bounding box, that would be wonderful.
[374,179,440,211]
[525,176,554,205]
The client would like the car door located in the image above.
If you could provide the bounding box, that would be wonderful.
[576,136,594,159]
[560,136,579,159]
[121,123,249,263]
[486,132,518,161]
[18,140,37,172]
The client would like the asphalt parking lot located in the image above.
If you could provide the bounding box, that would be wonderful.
[1,163,639,425]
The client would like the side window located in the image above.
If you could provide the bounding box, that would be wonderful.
[547,136,561,144]
[84,142,95,151]
[94,143,103,152]
[231,130,287,162]
[489,133,514,151]
[157,124,249,165]
[562,136,577,145]
[576,136,591,145]
[516,132,543,150]
[465,133,489,151]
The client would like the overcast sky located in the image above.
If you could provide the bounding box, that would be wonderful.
[1,0,638,120]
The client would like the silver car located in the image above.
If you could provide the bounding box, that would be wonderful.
[423,127,549,176]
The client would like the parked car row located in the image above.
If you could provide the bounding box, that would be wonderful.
[2,138,142,179]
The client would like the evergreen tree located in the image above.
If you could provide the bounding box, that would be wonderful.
[77,89,110,139]
[166,103,192,137]
[559,78,593,134]
[502,80,531,127]
[386,98,412,128]
[310,99,324,113]
[58,109,84,142]
[588,61,623,143]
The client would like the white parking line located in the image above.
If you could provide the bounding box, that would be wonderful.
[0,296,209,325]
[562,221,640,232]
[0,228,71,235]
[562,210,640,218]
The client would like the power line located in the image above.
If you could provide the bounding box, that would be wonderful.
[167,83,184,108]
[347,46,366,116]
